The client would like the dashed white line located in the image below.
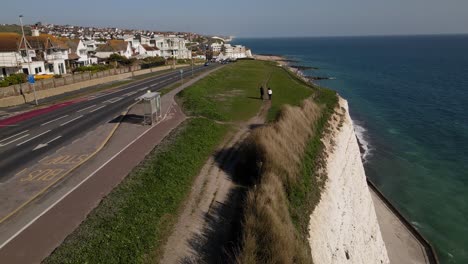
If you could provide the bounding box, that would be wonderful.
[16,130,51,146]
[77,105,97,113]
[40,115,69,126]
[89,105,107,113]
[60,115,83,127]
[104,97,123,104]
[0,130,29,143]
[0,134,29,147]
[46,135,62,144]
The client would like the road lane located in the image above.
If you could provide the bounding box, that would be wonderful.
[0,65,217,181]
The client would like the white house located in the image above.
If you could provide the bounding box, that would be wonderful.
[211,42,223,53]
[0,32,62,77]
[66,39,97,67]
[26,34,68,75]
[134,44,161,58]
[95,40,132,59]
[152,36,192,59]
[215,44,252,60]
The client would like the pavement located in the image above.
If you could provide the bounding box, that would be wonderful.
[0,65,223,263]
[370,186,433,264]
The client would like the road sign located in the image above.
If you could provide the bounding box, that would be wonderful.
[179,69,184,74]
[28,75,35,84]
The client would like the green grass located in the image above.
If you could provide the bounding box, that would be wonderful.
[288,88,338,236]
[44,118,228,264]
[266,67,314,121]
[178,60,313,122]
[44,60,322,263]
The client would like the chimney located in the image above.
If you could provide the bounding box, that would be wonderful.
[32,29,40,37]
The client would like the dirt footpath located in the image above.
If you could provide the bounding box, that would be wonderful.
[161,101,271,263]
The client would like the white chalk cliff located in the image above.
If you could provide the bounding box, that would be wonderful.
[308,98,390,264]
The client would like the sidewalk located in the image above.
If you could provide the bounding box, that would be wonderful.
[0,66,223,264]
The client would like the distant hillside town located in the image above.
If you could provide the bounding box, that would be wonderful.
[0,22,251,81]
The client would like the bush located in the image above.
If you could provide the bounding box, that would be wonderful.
[108,53,136,66]
[141,56,166,69]
[73,65,113,73]
[0,73,27,87]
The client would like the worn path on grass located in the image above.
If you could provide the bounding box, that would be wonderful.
[0,66,223,264]
[161,99,271,263]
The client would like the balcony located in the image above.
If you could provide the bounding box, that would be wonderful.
[45,52,67,61]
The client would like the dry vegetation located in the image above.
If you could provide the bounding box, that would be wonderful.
[236,97,333,263]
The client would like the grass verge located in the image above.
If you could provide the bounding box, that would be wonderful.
[178,60,313,122]
[44,118,228,264]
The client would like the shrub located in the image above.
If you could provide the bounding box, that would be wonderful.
[0,73,27,87]
[141,56,166,69]
[73,64,113,73]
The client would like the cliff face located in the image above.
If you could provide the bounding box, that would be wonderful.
[308,98,390,264]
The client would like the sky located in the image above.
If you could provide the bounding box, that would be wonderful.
[1,0,468,37]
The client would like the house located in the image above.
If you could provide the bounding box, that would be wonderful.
[25,34,69,75]
[211,42,223,53]
[134,44,161,58]
[0,32,47,77]
[64,39,97,68]
[152,36,192,59]
[95,40,132,59]
[0,33,24,78]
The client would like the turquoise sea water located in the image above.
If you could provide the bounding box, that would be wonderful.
[233,36,468,263]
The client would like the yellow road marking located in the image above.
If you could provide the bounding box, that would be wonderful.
[0,104,137,224]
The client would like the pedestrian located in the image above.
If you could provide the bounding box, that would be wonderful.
[260,86,265,100]
[267,87,272,100]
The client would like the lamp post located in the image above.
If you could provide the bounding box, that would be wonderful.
[19,15,38,105]
[191,56,194,77]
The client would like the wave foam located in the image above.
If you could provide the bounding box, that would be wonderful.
[351,119,372,162]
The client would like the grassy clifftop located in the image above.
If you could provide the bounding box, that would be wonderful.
[44,60,334,263]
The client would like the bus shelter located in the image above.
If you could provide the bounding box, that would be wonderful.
[135,91,162,125]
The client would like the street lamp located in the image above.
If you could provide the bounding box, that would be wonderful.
[19,15,38,105]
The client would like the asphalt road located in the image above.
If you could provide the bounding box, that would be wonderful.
[0,64,217,182]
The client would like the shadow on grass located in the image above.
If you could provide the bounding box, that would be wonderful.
[181,187,245,264]
[246,96,264,101]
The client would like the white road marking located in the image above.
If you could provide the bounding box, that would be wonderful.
[60,115,83,127]
[0,116,159,250]
[89,105,107,113]
[0,134,29,147]
[123,91,138,97]
[77,105,97,113]
[33,136,62,151]
[104,97,123,104]
[40,115,69,126]
[16,130,51,146]
[0,130,29,143]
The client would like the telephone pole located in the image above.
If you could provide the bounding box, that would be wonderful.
[19,15,38,105]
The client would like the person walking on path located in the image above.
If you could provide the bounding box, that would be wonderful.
[259,86,265,100]
[267,87,272,100]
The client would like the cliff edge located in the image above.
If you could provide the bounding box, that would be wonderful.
[308,97,390,264]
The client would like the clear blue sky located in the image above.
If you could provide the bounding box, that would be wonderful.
[1,0,468,37]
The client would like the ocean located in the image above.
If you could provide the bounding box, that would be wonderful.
[233,35,468,263]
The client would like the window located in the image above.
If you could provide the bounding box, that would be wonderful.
[48,64,54,72]
[35,67,40,74]
[21,50,27,57]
